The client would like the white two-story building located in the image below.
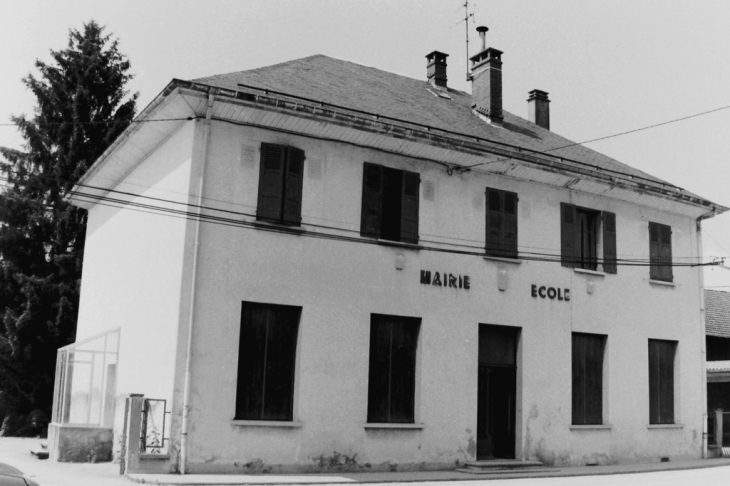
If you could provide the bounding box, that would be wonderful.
[47,32,726,473]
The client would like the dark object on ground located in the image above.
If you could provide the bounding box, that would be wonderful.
[29,442,48,460]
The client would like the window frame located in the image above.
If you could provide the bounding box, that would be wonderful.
[234,301,301,422]
[648,222,673,282]
[256,143,305,226]
[571,332,606,425]
[485,187,519,259]
[360,162,420,244]
[366,314,421,424]
[560,203,617,274]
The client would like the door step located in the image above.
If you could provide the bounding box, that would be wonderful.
[457,459,545,474]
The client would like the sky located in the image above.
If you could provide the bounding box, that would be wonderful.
[1,0,729,287]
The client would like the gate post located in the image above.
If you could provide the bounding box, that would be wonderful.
[123,395,145,474]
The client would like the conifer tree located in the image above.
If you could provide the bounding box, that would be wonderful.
[0,21,137,436]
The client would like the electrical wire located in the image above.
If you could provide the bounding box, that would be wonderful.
[0,163,722,265]
[5,169,715,267]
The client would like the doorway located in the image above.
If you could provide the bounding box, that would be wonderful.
[477,324,519,460]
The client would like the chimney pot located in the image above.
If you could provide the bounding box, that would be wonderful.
[426,51,449,89]
[528,89,550,130]
[469,27,503,126]
[476,26,489,51]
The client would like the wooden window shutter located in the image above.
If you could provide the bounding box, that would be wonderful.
[282,147,305,225]
[503,191,518,258]
[660,224,673,282]
[602,211,617,274]
[572,333,604,425]
[485,189,503,256]
[256,143,285,221]
[361,163,383,238]
[400,170,420,244]
[560,203,578,268]
[649,339,675,424]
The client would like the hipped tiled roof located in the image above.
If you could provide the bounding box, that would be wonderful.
[192,55,674,188]
[706,289,730,338]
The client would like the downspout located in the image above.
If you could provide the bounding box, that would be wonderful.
[696,208,715,459]
[180,91,215,475]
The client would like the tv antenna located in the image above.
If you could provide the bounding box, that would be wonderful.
[457,0,476,80]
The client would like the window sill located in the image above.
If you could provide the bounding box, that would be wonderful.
[570,424,612,431]
[364,423,424,430]
[375,239,422,250]
[252,220,305,235]
[231,420,303,428]
[140,453,170,460]
[647,423,683,429]
[483,255,523,265]
[574,268,607,277]
[649,279,676,287]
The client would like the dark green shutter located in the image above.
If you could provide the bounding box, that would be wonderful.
[400,170,420,244]
[561,203,578,268]
[503,192,518,258]
[361,163,383,238]
[649,340,675,424]
[649,223,661,280]
[660,225,673,282]
[602,211,617,274]
[485,189,503,256]
[256,143,285,221]
[282,147,305,225]
[572,333,604,425]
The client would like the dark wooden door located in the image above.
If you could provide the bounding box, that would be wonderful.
[477,325,518,460]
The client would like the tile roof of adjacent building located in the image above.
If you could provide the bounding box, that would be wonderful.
[706,289,730,338]
[192,54,675,189]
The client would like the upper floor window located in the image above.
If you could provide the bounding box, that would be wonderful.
[360,162,420,244]
[256,143,305,225]
[560,203,617,273]
[485,188,518,258]
[648,222,672,282]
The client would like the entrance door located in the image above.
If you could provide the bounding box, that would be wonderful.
[477,325,518,460]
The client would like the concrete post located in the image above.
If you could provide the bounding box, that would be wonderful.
[715,409,724,447]
[124,395,146,474]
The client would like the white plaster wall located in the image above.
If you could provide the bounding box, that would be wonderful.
[181,121,705,471]
[76,121,195,435]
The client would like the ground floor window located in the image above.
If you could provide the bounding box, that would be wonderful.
[367,314,421,423]
[235,302,301,421]
[572,332,606,425]
[648,339,676,424]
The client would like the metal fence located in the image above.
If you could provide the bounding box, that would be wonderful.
[708,411,730,447]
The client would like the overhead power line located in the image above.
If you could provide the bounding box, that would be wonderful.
[461,103,730,170]
[0,165,722,266]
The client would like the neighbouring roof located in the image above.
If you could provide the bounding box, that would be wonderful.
[193,54,684,193]
[706,289,730,338]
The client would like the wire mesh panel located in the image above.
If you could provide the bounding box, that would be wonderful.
[140,399,168,454]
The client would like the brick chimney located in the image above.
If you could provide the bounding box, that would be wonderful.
[469,26,503,126]
[528,89,550,130]
[426,51,449,88]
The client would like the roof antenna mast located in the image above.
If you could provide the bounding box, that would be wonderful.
[463,0,475,80]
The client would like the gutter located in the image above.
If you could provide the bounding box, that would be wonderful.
[179,91,215,475]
